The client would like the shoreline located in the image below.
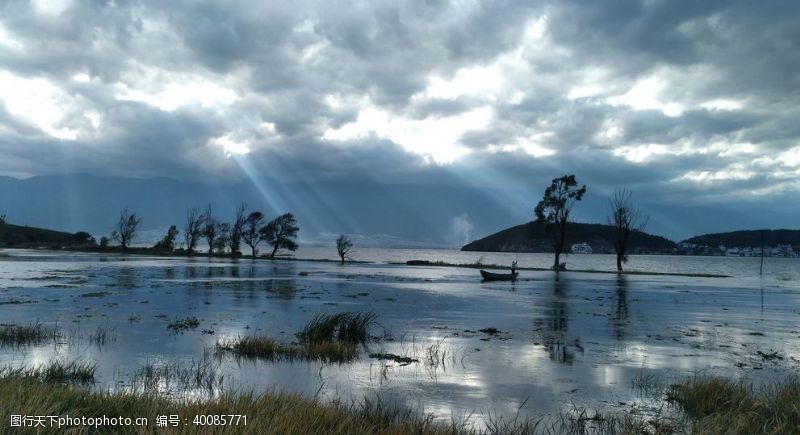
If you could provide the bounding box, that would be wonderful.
[2,247,734,278]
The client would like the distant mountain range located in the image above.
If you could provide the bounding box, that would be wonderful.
[0,174,798,247]
[461,221,676,253]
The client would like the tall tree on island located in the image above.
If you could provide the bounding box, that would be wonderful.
[111,207,141,250]
[608,188,648,272]
[241,211,265,258]
[336,234,354,264]
[534,175,586,272]
[262,213,299,258]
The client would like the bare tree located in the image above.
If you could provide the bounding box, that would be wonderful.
[184,207,204,255]
[336,234,354,264]
[262,213,299,258]
[535,174,587,271]
[241,211,265,258]
[608,188,648,272]
[202,204,217,255]
[229,202,247,255]
[111,207,141,250]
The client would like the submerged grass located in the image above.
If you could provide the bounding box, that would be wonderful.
[88,325,116,346]
[216,336,359,363]
[167,316,200,332]
[0,322,57,346]
[667,377,800,434]
[131,351,223,394]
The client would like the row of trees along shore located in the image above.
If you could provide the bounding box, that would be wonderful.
[535,174,647,273]
[103,174,642,271]
[105,203,356,264]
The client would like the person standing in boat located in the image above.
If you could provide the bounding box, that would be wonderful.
[511,260,517,274]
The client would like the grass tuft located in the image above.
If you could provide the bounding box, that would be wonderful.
[297,311,376,345]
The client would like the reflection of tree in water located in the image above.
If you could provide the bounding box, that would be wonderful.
[265,264,297,300]
[113,266,136,289]
[163,267,175,280]
[265,278,297,299]
[611,275,630,339]
[533,275,583,364]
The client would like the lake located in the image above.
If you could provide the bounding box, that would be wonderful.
[1,248,798,427]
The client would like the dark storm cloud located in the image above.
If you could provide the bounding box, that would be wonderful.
[0,0,799,219]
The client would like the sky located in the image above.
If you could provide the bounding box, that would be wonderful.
[1,1,799,243]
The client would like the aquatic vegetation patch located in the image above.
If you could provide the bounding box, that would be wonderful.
[80,291,111,298]
[167,316,200,332]
[297,311,376,345]
[478,327,500,335]
[369,353,418,366]
[0,299,38,305]
[216,336,359,363]
[0,322,58,346]
[0,361,96,384]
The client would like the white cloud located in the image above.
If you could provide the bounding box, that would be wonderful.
[324,104,493,163]
[0,70,78,139]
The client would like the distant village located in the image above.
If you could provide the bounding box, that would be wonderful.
[569,241,799,258]
[675,242,799,258]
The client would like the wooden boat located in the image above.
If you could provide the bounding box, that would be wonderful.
[480,270,519,281]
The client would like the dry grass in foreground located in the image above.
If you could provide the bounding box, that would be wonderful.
[0,376,461,435]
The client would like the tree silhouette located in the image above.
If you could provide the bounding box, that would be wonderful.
[262,213,299,258]
[229,202,247,255]
[153,225,179,253]
[535,174,586,271]
[111,207,141,250]
[336,234,354,264]
[608,188,648,272]
[184,207,204,255]
[241,211,265,258]
[202,204,217,255]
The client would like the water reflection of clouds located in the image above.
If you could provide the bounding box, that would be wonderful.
[1,250,800,425]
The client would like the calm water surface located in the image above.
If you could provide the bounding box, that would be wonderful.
[1,248,799,426]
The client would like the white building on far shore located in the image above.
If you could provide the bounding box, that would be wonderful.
[571,242,592,254]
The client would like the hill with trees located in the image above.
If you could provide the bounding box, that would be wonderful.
[0,217,96,249]
[684,229,800,248]
[461,221,676,254]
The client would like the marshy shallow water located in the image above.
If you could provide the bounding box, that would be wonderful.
[1,249,799,426]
